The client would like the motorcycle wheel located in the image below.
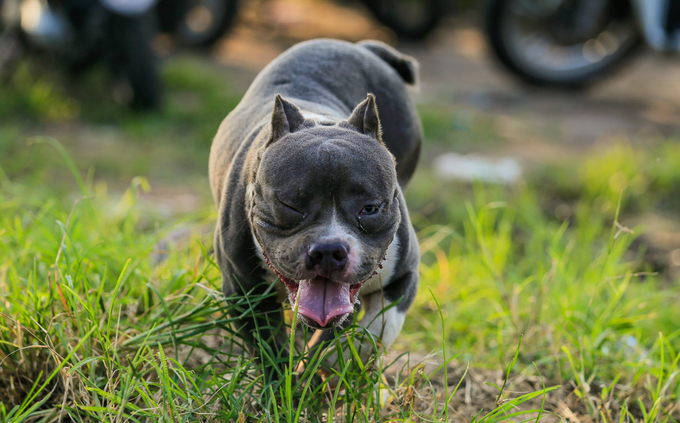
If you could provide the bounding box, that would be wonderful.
[362,0,449,41]
[175,0,239,48]
[109,14,162,110]
[485,0,642,87]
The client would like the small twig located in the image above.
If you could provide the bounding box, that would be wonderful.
[465,377,471,405]
[379,274,385,341]
[0,345,49,368]
[58,373,71,423]
[614,221,634,239]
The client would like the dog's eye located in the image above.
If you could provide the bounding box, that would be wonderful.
[280,200,305,216]
[359,205,381,216]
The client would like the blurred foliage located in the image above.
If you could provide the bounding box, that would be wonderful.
[527,141,680,219]
[0,56,240,196]
[0,65,80,121]
[419,104,501,151]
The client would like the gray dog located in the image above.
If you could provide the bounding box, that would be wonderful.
[209,39,422,372]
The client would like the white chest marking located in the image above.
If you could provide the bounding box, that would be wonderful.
[357,292,407,360]
[363,300,406,351]
[361,234,400,296]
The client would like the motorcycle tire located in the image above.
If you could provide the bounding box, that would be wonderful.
[175,0,239,48]
[485,0,642,88]
[109,14,162,110]
[362,0,449,41]
[155,0,190,33]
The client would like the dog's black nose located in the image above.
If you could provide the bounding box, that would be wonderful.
[306,243,349,273]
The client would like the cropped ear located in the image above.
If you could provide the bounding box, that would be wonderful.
[346,93,382,142]
[268,94,306,146]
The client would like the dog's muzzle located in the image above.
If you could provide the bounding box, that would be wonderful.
[263,248,383,327]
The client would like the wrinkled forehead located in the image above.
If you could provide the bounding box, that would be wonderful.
[258,128,397,196]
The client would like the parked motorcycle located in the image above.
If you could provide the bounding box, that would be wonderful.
[0,0,162,110]
[361,0,453,41]
[152,0,451,47]
[483,0,679,87]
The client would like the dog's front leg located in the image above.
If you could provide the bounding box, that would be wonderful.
[349,267,418,364]
[352,290,407,363]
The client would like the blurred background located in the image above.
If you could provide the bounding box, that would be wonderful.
[3,0,680,277]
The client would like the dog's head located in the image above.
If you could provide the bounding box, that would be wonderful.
[247,94,401,329]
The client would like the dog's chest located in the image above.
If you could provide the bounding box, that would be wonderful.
[360,234,400,297]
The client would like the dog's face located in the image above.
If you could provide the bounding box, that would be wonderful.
[248,94,401,329]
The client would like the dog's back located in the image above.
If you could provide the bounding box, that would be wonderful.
[209,39,422,204]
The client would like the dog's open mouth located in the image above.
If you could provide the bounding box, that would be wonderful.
[263,252,375,327]
[282,276,364,327]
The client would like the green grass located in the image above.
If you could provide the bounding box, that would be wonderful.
[1,53,680,422]
[0,155,563,422]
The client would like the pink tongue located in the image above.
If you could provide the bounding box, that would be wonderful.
[296,277,353,327]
